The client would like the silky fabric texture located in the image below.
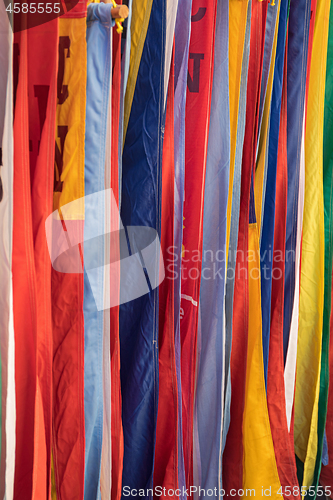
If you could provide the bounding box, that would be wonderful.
[180,0,217,489]
[310,0,333,488]
[294,0,330,490]
[0,0,10,479]
[194,0,229,495]
[53,15,86,218]
[122,0,153,142]
[254,0,280,238]
[173,1,192,493]
[319,3,333,488]
[154,51,178,498]
[51,11,87,500]
[111,20,124,500]
[222,0,251,453]
[84,5,114,499]
[224,0,267,494]
[28,21,58,500]
[259,0,285,387]
[283,0,311,361]
[12,19,58,499]
[225,0,250,264]
[243,223,282,499]
[295,0,331,491]
[0,8,15,498]
[119,0,166,494]
[100,34,112,500]
[267,39,300,499]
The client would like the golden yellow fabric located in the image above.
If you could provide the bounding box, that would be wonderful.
[226,0,250,262]
[242,224,282,499]
[122,0,153,144]
[255,1,281,233]
[294,0,330,490]
[53,17,87,219]
[51,453,57,500]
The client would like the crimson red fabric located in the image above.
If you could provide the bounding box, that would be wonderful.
[154,49,179,498]
[110,21,124,500]
[13,19,58,499]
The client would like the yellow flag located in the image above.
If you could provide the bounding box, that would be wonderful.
[242,224,282,499]
[226,0,250,261]
[294,0,330,489]
[54,17,87,219]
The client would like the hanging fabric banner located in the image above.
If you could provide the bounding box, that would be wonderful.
[267,34,300,499]
[28,18,59,499]
[173,1,192,494]
[254,0,280,239]
[180,0,217,489]
[12,20,58,498]
[260,0,284,387]
[223,0,268,494]
[51,5,87,499]
[243,218,282,500]
[283,0,311,361]
[294,0,330,489]
[0,5,15,498]
[119,0,166,493]
[111,14,124,500]
[122,0,153,142]
[319,2,333,489]
[12,27,35,500]
[83,4,114,498]
[193,0,230,495]
[154,50,179,498]
[222,0,251,453]
[296,0,331,491]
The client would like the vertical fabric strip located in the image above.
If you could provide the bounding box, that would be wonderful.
[119,0,166,494]
[194,0,230,495]
[84,5,114,498]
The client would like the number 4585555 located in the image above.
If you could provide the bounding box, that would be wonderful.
[6,3,61,13]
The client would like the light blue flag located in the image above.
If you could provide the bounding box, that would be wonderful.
[194,0,230,496]
[84,5,114,498]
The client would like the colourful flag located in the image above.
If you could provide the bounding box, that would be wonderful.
[119,0,166,492]
[319,2,333,489]
[173,1,192,493]
[0,5,15,498]
[193,0,230,495]
[283,0,311,362]
[223,0,251,453]
[51,7,87,499]
[294,0,330,489]
[154,50,179,497]
[224,0,268,494]
[180,0,217,488]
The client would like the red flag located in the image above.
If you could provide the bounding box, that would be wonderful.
[13,17,58,498]
[110,19,124,500]
[154,48,179,498]
[52,5,87,498]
